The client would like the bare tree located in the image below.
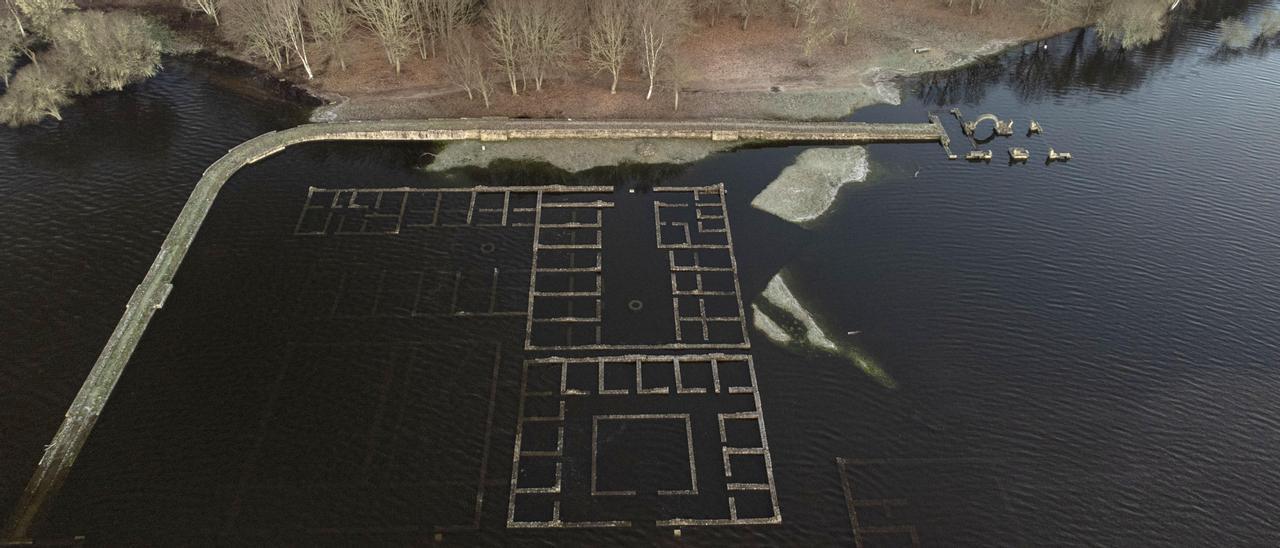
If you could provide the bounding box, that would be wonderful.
[693,0,725,27]
[350,0,415,73]
[633,0,690,100]
[5,0,26,36]
[586,0,630,94]
[0,62,68,125]
[1096,0,1167,49]
[15,0,74,36]
[2,17,23,85]
[1033,0,1084,30]
[181,0,220,25]
[832,0,856,45]
[783,0,821,28]
[415,0,475,58]
[0,6,162,126]
[661,50,691,111]
[798,1,834,56]
[732,0,766,31]
[304,0,351,70]
[484,0,519,94]
[513,0,574,92]
[223,0,285,71]
[442,26,491,106]
[268,0,313,79]
[46,10,162,94]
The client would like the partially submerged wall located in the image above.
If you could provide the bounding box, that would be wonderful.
[4,117,941,541]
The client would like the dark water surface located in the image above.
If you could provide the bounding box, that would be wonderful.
[4,2,1280,544]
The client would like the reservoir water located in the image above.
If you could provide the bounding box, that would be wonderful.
[2,1,1279,544]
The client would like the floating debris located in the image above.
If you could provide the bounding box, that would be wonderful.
[1009,147,1030,161]
[966,150,993,161]
[1048,148,1073,162]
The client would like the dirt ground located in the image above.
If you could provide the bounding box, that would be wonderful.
[97,0,1078,121]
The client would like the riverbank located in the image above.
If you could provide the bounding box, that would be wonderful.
[311,1,1069,122]
[92,0,1077,123]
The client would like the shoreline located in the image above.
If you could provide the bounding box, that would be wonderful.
[306,34,1043,124]
[100,0,1081,125]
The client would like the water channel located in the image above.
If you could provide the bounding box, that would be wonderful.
[2,1,1279,544]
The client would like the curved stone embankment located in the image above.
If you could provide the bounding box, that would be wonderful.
[4,117,942,541]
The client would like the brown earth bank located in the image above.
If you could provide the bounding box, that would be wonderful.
[85,0,1078,122]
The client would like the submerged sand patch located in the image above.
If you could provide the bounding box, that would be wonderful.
[751,146,869,225]
[754,272,896,388]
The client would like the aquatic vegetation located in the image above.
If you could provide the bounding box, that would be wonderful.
[750,146,868,225]
[753,273,896,388]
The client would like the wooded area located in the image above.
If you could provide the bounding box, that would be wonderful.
[0,0,1228,126]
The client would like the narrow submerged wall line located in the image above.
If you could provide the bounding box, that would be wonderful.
[2,117,944,541]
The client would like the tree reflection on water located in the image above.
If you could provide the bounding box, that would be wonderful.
[914,0,1272,107]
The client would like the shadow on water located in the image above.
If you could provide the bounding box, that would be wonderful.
[13,90,180,172]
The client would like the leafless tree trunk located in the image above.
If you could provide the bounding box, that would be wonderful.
[417,0,476,58]
[304,0,351,71]
[223,0,286,72]
[15,0,74,36]
[350,0,416,73]
[586,0,630,94]
[182,0,220,25]
[733,0,764,31]
[833,0,856,45]
[513,0,574,92]
[270,0,313,79]
[784,0,819,28]
[3,0,25,36]
[633,0,690,100]
[2,18,22,85]
[798,0,835,56]
[443,26,491,107]
[694,0,724,27]
[662,51,691,111]
[484,0,519,95]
